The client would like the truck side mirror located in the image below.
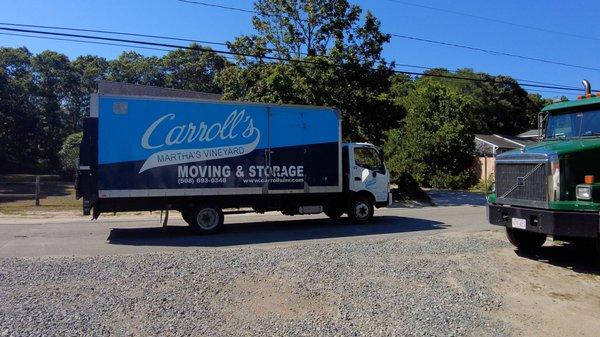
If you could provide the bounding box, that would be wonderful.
[538,112,548,139]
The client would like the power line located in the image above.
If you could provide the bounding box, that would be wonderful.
[172,0,600,72]
[0,25,590,93]
[383,0,600,42]
[174,0,304,21]
[392,64,580,90]
[175,0,256,15]
[0,21,303,58]
[0,32,171,53]
[0,31,240,63]
[3,29,579,97]
[0,22,228,46]
[0,22,581,90]
[0,21,581,90]
[390,33,600,72]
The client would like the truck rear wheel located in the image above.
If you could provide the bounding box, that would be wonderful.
[186,204,224,234]
[505,227,546,252]
[348,196,374,223]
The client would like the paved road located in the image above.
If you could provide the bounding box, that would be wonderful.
[0,191,492,258]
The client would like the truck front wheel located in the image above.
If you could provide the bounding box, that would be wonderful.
[348,196,374,223]
[505,227,546,252]
[186,204,224,234]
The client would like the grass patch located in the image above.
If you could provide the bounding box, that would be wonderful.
[0,175,80,215]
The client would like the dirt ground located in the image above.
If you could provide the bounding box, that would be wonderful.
[490,239,600,337]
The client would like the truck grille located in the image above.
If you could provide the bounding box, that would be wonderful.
[495,162,548,205]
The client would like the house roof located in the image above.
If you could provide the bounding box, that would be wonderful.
[475,134,525,149]
[517,129,540,138]
[503,135,537,147]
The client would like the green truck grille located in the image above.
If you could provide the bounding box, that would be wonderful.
[495,162,548,206]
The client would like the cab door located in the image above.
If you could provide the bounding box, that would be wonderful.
[349,145,389,203]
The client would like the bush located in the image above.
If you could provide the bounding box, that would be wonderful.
[58,132,82,179]
[391,172,432,203]
[471,173,495,194]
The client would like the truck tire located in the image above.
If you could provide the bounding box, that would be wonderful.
[505,227,546,252]
[324,208,345,219]
[348,196,374,223]
[596,236,600,263]
[187,204,224,234]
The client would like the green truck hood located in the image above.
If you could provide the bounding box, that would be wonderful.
[505,138,600,157]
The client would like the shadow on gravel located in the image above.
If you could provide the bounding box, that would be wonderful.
[107,216,448,247]
[515,242,600,275]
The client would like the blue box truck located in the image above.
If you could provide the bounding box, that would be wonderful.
[76,82,391,233]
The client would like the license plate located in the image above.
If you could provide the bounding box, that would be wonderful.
[511,217,527,229]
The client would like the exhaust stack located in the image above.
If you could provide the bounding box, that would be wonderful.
[582,79,592,97]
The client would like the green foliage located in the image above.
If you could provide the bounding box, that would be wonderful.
[0,45,228,174]
[58,132,82,178]
[384,82,477,189]
[471,173,495,194]
[221,0,400,143]
[417,68,541,135]
[162,44,228,93]
[0,0,560,185]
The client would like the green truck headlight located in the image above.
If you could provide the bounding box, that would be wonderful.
[576,185,592,200]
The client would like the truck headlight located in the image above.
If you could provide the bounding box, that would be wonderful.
[576,185,592,200]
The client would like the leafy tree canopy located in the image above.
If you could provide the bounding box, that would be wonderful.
[385,81,477,189]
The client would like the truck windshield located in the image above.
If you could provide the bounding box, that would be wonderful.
[546,109,600,139]
[354,147,384,172]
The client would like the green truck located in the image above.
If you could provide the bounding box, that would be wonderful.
[487,80,600,259]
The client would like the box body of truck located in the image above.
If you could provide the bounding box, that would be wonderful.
[76,82,390,231]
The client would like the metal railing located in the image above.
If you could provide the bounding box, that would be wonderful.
[0,176,41,206]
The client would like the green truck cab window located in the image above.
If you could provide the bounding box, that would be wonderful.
[546,109,600,139]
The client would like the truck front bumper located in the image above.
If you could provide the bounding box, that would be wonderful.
[488,203,599,238]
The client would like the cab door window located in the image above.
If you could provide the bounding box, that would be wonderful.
[354,147,384,173]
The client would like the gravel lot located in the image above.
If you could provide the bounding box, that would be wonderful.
[0,231,512,337]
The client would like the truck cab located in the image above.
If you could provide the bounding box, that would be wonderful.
[341,142,392,221]
[487,80,600,259]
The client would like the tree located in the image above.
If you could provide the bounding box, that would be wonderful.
[0,47,37,173]
[238,0,389,66]
[526,93,554,128]
[162,45,228,93]
[58,132,82,178]
[416,68,539,135]
[222,0,400,143]
[384,81,476,189]
[66,55,109,133]
[108,51,165,86]
[30,51,78,172]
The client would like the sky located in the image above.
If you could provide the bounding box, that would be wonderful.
[1,0,599,99]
